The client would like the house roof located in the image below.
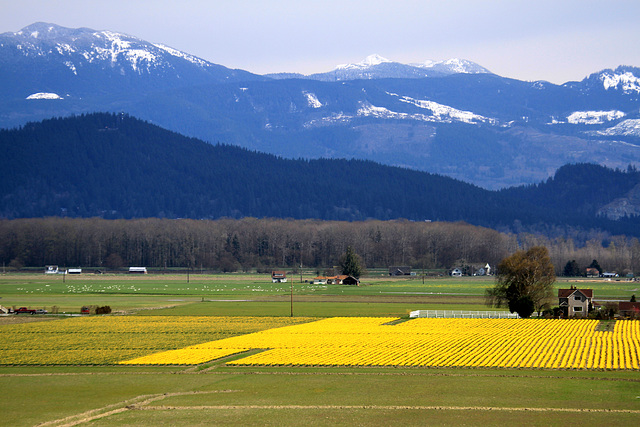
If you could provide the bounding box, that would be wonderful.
[558,288,593,299]
[271,271,286,277]
[619,302,640,311]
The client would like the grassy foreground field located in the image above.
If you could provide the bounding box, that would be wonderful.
[1,273,640,425]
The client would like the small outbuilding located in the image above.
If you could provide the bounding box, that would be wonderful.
[342,276,360,286]
[389,266,412,276]
[271,271,287,283]
[450,268,463,277]
[128,267,148,274]
[45,265,59,274]
[67,268,82,275]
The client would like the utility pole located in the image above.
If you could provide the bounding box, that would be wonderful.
[290,279,293,317]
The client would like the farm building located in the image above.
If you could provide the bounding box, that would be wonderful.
[271,271,287,283]
[389,266,412,276]
[450,268,463,277]
[342,276,359,286]
[67,268,82,275]
[586,268,599,277]
[474,263,492,276]
[558,287,593,318]
[312,276,328,284]
[327,275,349,284]
[619,302,640,318]
[45,265,59,274]
[128,267,147,274]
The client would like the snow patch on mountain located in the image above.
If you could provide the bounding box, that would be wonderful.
[26,92,62,100]
[64,61,77,75]
[303,91,323,108]
[567,110,625,125]
[388,93,496,124]
[601,71,640,93]
[91,31,157,72]
[587,119,640,137]
[153,43,210,67]
[303,112,353,128]
[357,100,494,125]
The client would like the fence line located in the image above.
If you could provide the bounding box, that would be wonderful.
[409,310,520,319]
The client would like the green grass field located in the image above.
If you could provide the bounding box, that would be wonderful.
[1,272,639,426]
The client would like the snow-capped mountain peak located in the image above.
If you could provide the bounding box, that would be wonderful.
[411,58,491,74]
[336,54,391,70]
[600,68,640,94]
[0,22,263,98]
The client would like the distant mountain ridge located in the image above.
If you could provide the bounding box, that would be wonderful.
[265,54,492,81]
[1,23,640,189]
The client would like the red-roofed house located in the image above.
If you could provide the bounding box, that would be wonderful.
[619,302,640,318]
[558,287,593,318]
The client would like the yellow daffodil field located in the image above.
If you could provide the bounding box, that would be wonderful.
[3,316,640,370]
[135,317,640,370]
[0,316,311,365]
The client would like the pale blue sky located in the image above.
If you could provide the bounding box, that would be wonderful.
[2,0,639,83]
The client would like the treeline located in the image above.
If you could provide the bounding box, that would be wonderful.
[2,217,640,275]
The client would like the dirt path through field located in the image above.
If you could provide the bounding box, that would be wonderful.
[36,390,239,427]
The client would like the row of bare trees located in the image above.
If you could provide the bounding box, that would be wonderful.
[1,217,639,274]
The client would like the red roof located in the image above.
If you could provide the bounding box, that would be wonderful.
[619,302,640,312]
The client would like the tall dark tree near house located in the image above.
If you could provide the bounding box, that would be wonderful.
[589,259,602,274]
[485,246,556,318]
[563,260,580,277]
[339,246,364,278]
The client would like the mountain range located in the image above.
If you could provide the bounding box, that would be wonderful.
[2,112,640,239]
[1,23,640,189]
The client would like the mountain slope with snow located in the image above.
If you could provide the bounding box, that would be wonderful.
[0,22,264,99]
[1,23,640,189]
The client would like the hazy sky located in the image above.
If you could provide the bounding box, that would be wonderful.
[2,0,639,84]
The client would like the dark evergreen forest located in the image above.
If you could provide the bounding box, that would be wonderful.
[1,113,639,236]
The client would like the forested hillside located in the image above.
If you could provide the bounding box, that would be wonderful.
[1,113,640,236]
